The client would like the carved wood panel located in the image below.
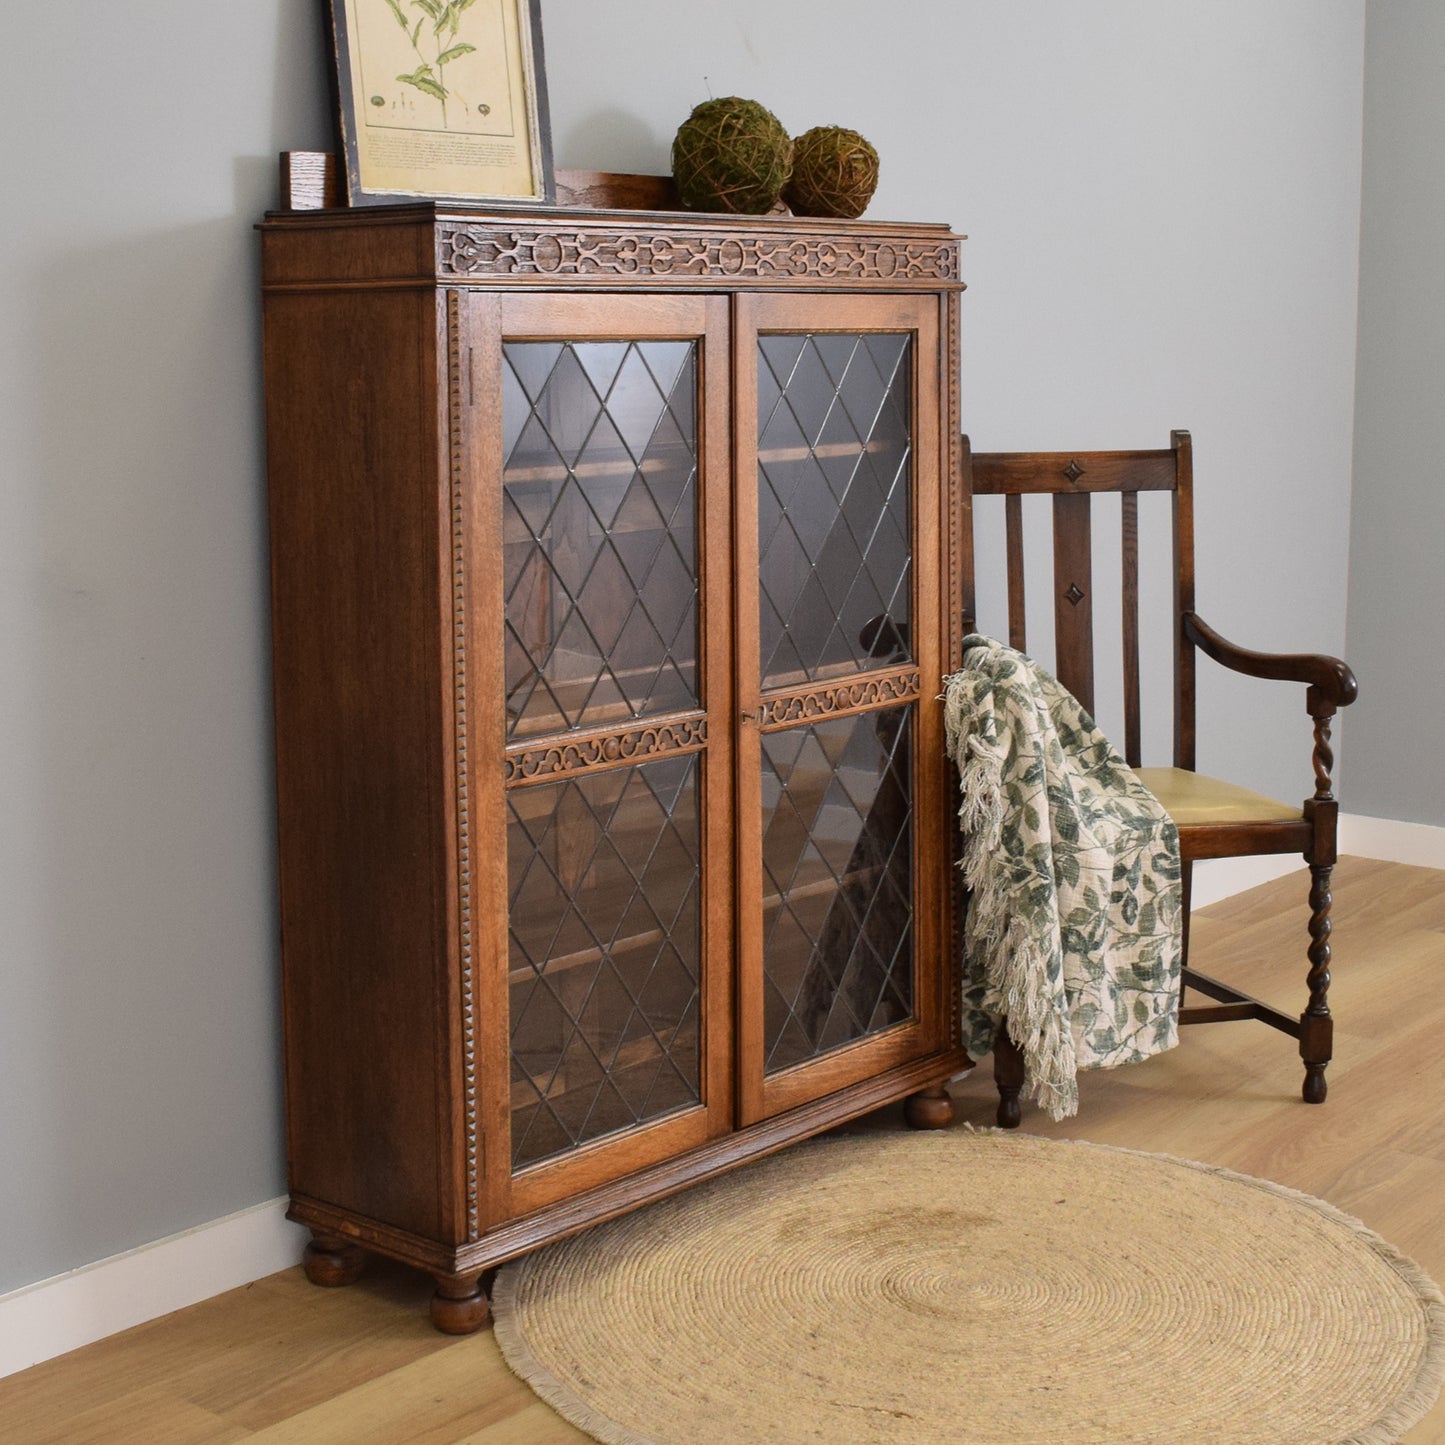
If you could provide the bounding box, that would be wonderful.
[504,716,708,785]
[439,226,960,287]
[758,670,920,731]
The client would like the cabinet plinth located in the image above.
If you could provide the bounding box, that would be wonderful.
[262,202,967,1331]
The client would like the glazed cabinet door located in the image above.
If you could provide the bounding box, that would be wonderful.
[734,293,949,1124]
[459,291,734,1221]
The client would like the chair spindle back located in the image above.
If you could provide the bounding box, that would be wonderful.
[963,430,1196,771]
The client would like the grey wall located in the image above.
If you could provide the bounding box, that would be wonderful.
[0,2,1366,1294]
[0,4,332,1294]
[1344,3,1445,825]
[544,0,1365,788]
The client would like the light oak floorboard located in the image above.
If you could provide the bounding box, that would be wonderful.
[1,857,1440,1443]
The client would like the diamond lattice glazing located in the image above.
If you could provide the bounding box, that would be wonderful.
[756,333,912,688]
[759,708,914,1074]
[503,340,699,738]
[507,756,702,1168]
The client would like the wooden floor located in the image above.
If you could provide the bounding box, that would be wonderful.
[4,856,1443,1443]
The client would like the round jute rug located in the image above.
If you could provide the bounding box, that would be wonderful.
[492,1130,1445,1445]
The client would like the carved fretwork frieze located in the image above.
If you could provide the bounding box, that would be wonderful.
[438,226,960,286]
[505,716,708,784]
[760,671,921,730]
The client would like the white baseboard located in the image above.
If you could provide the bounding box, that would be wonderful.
[1190,853,1306,909]
[3,812,1441,1381]
[1339,812,1445,869]
[0,1197,306,1380]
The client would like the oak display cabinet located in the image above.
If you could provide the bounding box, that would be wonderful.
[260,198,968,1332]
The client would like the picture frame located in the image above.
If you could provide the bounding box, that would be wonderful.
[327,0,555,207]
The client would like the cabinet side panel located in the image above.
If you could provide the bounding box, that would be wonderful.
[264,286,447,1242]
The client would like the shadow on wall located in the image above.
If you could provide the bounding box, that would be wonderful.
[557,107,668,175]
[8,200,287,1293]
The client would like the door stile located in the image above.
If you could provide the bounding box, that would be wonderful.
[731,293,769,1126]
[696,296,737,1148]
[942,288,965,1056]
[908,307,946,1056]
[451,288,512,1240]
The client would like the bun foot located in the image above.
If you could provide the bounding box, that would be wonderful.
[904,1084,955,1130]
[303,1234,365,1288]
[996,1094,1023,1129]
[430,1274,491,1335]
[1302,1063,1328,1104]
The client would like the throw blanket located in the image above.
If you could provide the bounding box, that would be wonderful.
[943,635,1183,1119]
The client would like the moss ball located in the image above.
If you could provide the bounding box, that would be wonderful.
[672,97,793,214]
[783,125,880,219]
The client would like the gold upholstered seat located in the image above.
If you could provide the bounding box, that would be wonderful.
[1134,767,1302,827]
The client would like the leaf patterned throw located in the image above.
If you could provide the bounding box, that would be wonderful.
[943,636,1183,1119]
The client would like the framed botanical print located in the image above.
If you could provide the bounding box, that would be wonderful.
[328,0,554,206]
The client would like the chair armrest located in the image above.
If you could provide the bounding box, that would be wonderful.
[1183,612,1358,708]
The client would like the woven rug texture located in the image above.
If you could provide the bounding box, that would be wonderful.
[492,1130,1445,1445]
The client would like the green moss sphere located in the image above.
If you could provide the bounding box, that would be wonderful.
[671,97,793,214]
[783,125,880,219]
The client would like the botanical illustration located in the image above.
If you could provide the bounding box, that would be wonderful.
[382,0,480,129]
[339,0,545,200]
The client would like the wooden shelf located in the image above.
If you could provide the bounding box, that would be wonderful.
[758,439,891,466]
[505,663,699,736]
[508,918,685,986]
[503,452,687,487]
[761,863,885,915]
[506,859,886,991]
[760,659,913,696]
[512,1021,697,1113]
[500,438,886,492]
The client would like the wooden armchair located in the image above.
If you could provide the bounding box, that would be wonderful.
[961,431,1358,1127]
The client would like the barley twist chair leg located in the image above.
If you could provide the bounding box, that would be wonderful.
[1300,862,1334,1105]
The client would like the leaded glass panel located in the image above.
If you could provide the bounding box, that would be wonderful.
[757,333,912,688]
[507,756,701,1169]
[759,707,914,1074]
[503,340,699,739]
